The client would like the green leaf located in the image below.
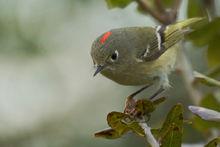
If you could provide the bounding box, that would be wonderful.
[193,71,220,87]
[107,112,145,137]
[200,94,220,111]
[187,0,205,18]
[192,94,220,132]
[94,128,122,139]
[207,34,220,67]
[105,0,133,9]
[129,122,145,137]
[135,99,155,116]
[189,18,220,68]
[159,104,183,147]
[98,98,167,140]
[206,65,220,78]
[162,0,175,8]
[107,112,131,135]
[205,138,220,147]
[134,97,166,117]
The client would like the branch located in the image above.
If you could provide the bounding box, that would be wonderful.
[173,0,182,15]
[136,0,182,25]
[155,0,166,13]
[171,0,182,22]
[136,0,169,25]
[139,122,159,147]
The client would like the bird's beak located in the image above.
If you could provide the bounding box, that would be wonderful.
[93,65,105,77]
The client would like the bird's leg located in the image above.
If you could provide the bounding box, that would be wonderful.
[149,87,165,100]
[128,84,152,99]
[124,84,152,116]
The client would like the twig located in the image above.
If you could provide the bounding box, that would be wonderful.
[136,0,182,25]
[139,122,159,147]
[136,0,168,25]
[172,0,182,16]
[155,0,165,13]
[161,0,182,24]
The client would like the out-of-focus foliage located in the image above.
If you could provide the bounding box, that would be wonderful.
[207,65,220,78]
[105,0,177,10]
[193,71,220,87]
[187,0,206,18]
[105,0,133,8]
[189,17,220,68]
[205,137,220,147]
[188,18,220,46]
[105,0,175,16]
[161,0,175,8]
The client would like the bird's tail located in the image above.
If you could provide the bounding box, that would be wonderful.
[171,17,204,30]
[163,17,205,49]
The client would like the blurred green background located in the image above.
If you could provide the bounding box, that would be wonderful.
[0,0,219,147]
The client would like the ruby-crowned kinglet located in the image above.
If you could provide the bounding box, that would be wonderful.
[91,18,203,96]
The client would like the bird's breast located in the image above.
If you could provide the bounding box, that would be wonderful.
[101,65,155,85]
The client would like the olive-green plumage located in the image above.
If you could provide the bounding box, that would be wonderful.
[91,18,203,89]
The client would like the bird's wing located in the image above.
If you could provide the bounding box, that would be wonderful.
[138,17,203,62]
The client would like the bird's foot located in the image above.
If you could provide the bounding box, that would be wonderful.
[124,97,153,121]
[123,84,165,119]
[123,84,151,118]
[149,87,165,100]
[124,97,137,117]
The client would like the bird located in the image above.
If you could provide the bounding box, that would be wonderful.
[91,18,203,99]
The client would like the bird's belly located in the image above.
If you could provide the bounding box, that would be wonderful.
[101,69,155,85]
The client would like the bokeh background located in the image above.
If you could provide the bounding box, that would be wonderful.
[0,0,219,147]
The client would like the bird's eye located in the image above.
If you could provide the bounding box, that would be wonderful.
[110,50,119,61]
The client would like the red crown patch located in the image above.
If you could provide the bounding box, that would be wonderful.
[100,31,112,44]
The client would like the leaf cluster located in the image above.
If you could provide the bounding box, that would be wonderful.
[95,99,185,147]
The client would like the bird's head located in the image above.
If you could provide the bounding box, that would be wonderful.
[91,30,129,77]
